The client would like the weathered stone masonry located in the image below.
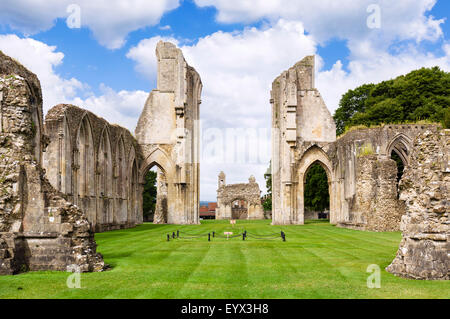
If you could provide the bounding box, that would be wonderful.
[387,129,449,280]
[271,55,448,279]
[136,41,202,225]
[271,55,434,231]
[216,172,264,220]
[0,51,104,275]
[43,104,143,232]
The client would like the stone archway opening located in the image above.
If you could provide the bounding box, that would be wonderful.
[231,198,248,220]
[387,135,411,198]
[304,162,330,221]
[142,163,168,224]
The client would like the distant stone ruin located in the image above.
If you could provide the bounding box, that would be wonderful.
[216,172,264,220]
[0,51,104,274]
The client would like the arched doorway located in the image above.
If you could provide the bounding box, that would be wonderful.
[296,146,335,224]
[142,165,168,224]
[304,162,330,221]
[139,148,175,224]
[231,198,248,220]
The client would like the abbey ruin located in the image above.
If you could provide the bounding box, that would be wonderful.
[271,56,448,280]
[0,51,104,275]
[216,172,265,220]
[136,41,202,225]
[0,42,447,280]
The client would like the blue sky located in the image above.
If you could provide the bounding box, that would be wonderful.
[0,0,448,200]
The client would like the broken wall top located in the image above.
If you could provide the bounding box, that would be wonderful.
[155,41,202,106]
[271,55,336,143]
[0,50,43,119]
[135,41,202,145]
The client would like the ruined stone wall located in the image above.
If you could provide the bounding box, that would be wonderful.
[43,104,143,232]
[0,51,104,275]
[339,155,405,231]
[270,54,440,232]
[332,124,437,231]
[271,56,336,225]
[216,173,264,220]
[136,41,202,225]
[387,129,449,280]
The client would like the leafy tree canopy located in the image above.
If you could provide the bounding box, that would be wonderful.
[333,67,450,135]
[304,163,330,212]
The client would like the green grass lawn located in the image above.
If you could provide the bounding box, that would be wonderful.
[0,220,448,299]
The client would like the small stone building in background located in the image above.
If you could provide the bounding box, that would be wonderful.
[216,172,265,220]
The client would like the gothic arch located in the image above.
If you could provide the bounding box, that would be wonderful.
[115,135,126,198]
[387,133,412,166]
[113,135,127,225]
[60,114,72,194]
[139,147,174,184]
[129,158,139,225]
[75,113,95,199]
[97,125,113,197]
[96,125,113,226]
[296,146,336,224]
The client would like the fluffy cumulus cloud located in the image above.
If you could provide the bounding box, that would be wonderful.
[127,20,318,199]
[127,12,449,199]
[0,0,180,49]
[0,34,147,131]
[317,42,450,113]
[194,0,444,44]
[0,34,85,109]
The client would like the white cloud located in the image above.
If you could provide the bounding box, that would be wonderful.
[317,41,450,112]
[0,34,85,110]
[0,34,146,132]
[126,36,179,79]
[127,20,318,200]
[127,16,449,200]
[0,0,180,49]
[194,0,444,44]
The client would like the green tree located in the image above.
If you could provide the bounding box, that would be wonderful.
[334,67,450,135]
[142,170,157,221]
[263,161,272,211]
[304,163,329,212]
[444,108,450,129]
[333,83,375,135]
